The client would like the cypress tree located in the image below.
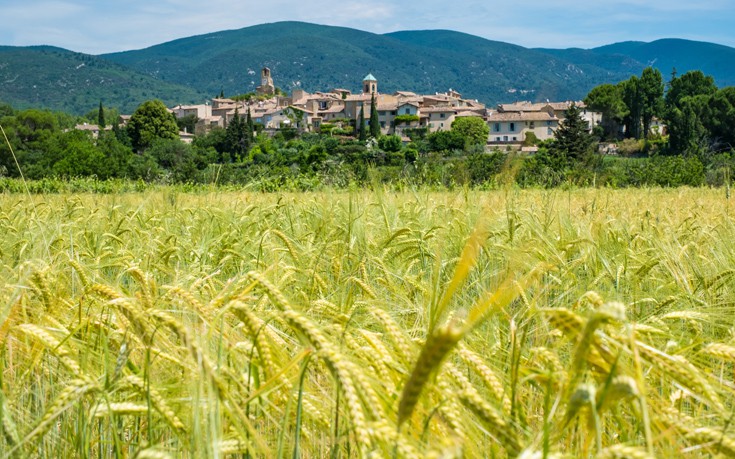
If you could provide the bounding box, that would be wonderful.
[369,93,380,138]
[98,101,106,128]
[358,103,367,141]
[246,106,255,145]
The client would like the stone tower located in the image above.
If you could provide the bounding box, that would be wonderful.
[362,73,377,94]
[256,67,275,95]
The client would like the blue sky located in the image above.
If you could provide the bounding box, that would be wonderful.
[2,0,734,54]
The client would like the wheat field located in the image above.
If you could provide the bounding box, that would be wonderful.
[1,187,735,458]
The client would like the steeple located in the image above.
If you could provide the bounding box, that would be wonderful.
[362,73,378,94]
[256,67,275,95]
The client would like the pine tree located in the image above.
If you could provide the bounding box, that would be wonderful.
[225,108,247,161]
[98,101,106,128]
[358,103,367,141]
[551,102,596,167]
[369,93,381,138]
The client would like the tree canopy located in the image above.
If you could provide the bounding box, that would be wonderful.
[127,100,179,152]
[450,116,489,147]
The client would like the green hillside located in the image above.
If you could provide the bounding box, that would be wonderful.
[2,22,735,114]
[589,39,735,86]
[0,46,207,114]
[102,22,635,104]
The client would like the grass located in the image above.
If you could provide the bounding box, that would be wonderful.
[0,186,734,457]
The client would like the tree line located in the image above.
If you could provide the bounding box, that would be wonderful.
[1,68,735,190]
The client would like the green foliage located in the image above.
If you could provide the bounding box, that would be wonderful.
[224,110,250,161]
[523,131,539,146]
[176,114,198,134]
[127,100,179,152]
[0,47,205,114]
[427,130,465,153]
[450,116,489,147]
[549,103,598,168]
[639,67,665,138]
[394,114,420,125]
[369,93,380,138]
[358,104,367,142]
[378,135,402,153]
[584,83,627,140]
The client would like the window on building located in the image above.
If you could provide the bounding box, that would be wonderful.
[548,127,553,136]
[392,111,396,115]
[512,137,517,141]
[440,113,445,118]
[496,137,501,142]
[494,123,500,132]
[529,122,535,129]
[380,122,385,128]
[509,122,515,132]
[440,123,444,128]
[405,108,411,114]
[503,135,508,141]
[380,111,386,116]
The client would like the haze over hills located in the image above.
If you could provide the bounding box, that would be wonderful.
[1,21,734,115]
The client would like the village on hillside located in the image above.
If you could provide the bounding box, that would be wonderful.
[84,67,604,150]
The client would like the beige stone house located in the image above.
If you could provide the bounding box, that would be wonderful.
[165,68,603,146]
[487,100,601,147]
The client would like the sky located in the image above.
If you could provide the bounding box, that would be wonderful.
[2,0,734,55]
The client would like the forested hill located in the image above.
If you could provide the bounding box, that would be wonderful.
[0,46,207,114]
[539,39,735,87]
[2,21,735,114]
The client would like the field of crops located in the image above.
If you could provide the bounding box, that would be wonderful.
[1,187,735,458]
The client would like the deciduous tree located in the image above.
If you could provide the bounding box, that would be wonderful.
[127,100,179,152]
[450,116,489,148]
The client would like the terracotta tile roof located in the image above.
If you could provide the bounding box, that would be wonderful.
[344,94,372,101]
[486,111,559,122]
[420,106,457,113]
[455,111,482,118]
[319,106,347,114]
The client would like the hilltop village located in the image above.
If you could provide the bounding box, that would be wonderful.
[167,68,602,149]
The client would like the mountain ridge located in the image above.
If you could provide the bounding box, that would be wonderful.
[1,21,734,114]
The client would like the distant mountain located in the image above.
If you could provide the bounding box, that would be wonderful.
[2,22,735,115]
[102,22,635,105]
[590,39,735,86]
[0,46,206,114]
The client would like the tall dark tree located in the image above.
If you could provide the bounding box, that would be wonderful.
[358,103,367,141]
[702,87,735,150]
[246,106,255,144]
[665,70,717,110]
[666,96,708,156]
[584,84,627,140]
[620,76,641,139]
[664,70,717,155]
[224,108,249,161]
[98,101,106,129]
[639,67,664,138]
[369,93,380,138]
[550,102,596,167]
